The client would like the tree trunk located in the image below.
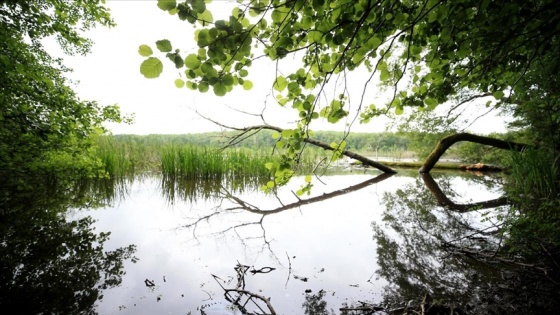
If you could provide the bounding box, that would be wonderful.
[419,133,529,173]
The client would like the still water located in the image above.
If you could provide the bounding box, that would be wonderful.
[1,169,509,314]
[78,170,503,314]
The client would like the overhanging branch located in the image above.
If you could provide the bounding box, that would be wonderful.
[195,111,397,173]
[419,133,530,173]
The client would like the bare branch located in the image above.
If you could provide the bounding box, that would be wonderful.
[196,112,398,173]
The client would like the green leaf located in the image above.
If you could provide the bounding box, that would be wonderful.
[274,76,287,92]
[380,69,391,81]
[138,45,153,57]
[173,54,184,68]
[157,0,176,11]
[271,9,286,23]
[186,81,197,90]
[192,0,206,13]
[213,82,227,96]
[281,129,294,137]
[305,175,312,183]
[221,74,234,86]
[242,80,253,90]
[198,82,209,93]
[424,97,438,109]
[201,62,218,78]
[174,79,185,88]
[493,90,504,99]
[140,57,163,78]
[156,39,172,52]
[198,10,213,23]
[367,36,382,49]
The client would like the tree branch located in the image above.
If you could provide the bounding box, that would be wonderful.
[195,111,397,173]
[419,133,530,173]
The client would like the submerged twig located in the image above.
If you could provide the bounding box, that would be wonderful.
[285,252,292,288]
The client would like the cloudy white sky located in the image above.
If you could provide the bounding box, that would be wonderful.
[49,0,508,135]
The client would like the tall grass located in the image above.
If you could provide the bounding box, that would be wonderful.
[506,148,559,202]
[93,135,160,177]
[160,145,273,180]
[94,136,134,177]
[94,135,332,181]
[503,148,560,259]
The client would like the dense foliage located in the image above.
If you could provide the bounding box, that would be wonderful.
[141,0,560,186]
[0,0,126,174]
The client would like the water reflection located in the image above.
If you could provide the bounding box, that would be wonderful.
[374,172,559,314]
[374,173,505,309]
[6,170,557,314]
[0,174,137,314]
[82,171,393,314]
[161,174,266,205]
[421,173,509,212]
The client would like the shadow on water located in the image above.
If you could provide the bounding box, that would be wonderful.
[0,173,138,314]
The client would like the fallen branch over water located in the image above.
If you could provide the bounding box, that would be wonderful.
[419,133,530,173]
[195,112,397,173]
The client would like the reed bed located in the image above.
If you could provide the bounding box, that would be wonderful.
[506,148,560,202]
[94,136,136,178]
[160,145,272,180]
[94,135,329,182]
[93,136,161,177]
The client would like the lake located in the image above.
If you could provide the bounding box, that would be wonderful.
[0,169,521,314]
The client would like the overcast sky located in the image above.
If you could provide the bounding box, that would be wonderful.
[49,0,508,135]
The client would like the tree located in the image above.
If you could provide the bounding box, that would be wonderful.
[0,0,127,174]
[140,0,560,185]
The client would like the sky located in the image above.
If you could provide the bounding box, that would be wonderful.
[49,0,509,135]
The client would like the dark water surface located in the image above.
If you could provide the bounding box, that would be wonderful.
[1,170,513,314]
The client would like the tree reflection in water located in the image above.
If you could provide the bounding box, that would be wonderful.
[175,172,394,260]
[160,170,560,314]
[171,172,393,314]
[0,174,138,314]
[374,172,560,314]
